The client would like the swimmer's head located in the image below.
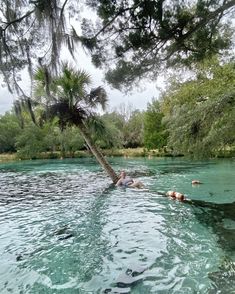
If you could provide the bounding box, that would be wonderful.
[120,170,126,177]
[175,192,185,201]
[192,180,201,185]
[166,191,176,197]
[166,191,185,201]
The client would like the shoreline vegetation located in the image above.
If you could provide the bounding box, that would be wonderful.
[0,147,234,163]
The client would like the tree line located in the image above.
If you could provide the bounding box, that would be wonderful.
[0,101,152,159]
[0,0,235,182]
[1,58,234,159]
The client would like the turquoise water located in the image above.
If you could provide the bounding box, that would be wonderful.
[0,157,235,293]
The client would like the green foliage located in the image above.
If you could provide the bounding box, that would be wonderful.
[162,59,235,156]
[15,123,47,159]
[84,0,235,90]
[143,100,168,149]
[14,120,85,159]
[33,64,108,130]
[89,115,123,149]
[0,112,21,152]
[58,127,85,157]
[124,110,144,148]
[1,0,234,93]
[101,106,145,148]
[100,112,125,148]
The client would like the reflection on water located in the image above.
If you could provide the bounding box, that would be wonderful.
[0,157,234,293]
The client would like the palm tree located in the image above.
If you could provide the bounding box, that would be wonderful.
[33,64,119,183]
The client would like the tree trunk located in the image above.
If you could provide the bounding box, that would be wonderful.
[78,122,119,183]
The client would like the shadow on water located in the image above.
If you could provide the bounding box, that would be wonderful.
[187,199,235,293]
[101,194,235,293]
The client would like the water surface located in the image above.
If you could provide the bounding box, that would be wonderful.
[0,157,235,293]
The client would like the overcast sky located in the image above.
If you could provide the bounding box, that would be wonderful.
[0,85,161,115]
[0,4,166,116]
[0,47,165,115]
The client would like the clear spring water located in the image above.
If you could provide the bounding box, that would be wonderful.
[0,157,235,294]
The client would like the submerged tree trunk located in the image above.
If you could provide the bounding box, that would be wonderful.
[78,121,119,184]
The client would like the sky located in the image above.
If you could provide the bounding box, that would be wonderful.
[0,3,166,116]
[1,2,234,116]
[0,47,164,115]
[0,87,14,115]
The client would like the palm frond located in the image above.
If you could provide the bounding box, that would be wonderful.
[31,64,109,130]
[34,67,46,82]
[55,63,91,106]
[85,86,108,110]
[45,102,89,130]
[86,115,106,136]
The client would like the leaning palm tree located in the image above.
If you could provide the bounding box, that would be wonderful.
[33,64,119,183]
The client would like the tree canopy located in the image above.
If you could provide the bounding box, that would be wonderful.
[0,0,78,94]
[0,0,235,93]
[161,59,235,156]
[82,0,235,90]
[144,99,167,149]
[0,112,21,153]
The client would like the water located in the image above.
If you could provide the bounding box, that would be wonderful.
[0,157,235,293]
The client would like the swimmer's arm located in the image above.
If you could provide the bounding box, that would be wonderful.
[115,178,122,186]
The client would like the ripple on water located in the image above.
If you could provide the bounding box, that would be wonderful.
[0,158,235,293]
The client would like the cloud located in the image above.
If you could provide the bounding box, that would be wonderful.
[61,46,162,111]
[0,44,163,115]
[0,87,14,115]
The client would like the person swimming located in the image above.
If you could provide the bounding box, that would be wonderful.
[192,180,202,185]
[115,171,145,189]
[116,171,186,200]
[166,190,185,201]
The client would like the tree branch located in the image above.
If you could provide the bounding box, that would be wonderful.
[181,0,235,41]
[93,5,138,39]
[2,9,35,31]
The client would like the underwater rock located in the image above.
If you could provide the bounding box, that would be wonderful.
[103,288,130,294]
[16,246,47,261]
[115,274,141,288]
[130,170,156,177]
[102,268,144,293]
[58,233,74,240]
[53,225,75,240]
[16,254,23,261]
[54,225,70,235]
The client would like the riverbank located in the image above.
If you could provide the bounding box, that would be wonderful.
[0,148,179,162]
[0,146,234,163]
[0,153,17,163]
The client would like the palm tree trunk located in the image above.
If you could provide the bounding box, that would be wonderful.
[78,122,119,183]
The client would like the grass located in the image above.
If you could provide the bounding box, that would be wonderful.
[102,147,180,157]
[0,148,175,162]
[1,146,234,163]
[0,153,17,163]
